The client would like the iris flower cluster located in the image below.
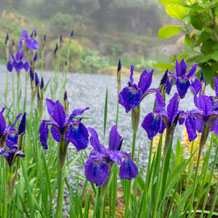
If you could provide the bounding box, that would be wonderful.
[85,126,138,186]
[0,109,26,168]
[119,58,218,151]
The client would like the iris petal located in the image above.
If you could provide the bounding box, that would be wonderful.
[119,157,138,180]
[142,112,161,140]
[119,86,142,113]
[67,123,89,151]
[109,125,122,151]
[85,159,109,186]
[175,79,190,99]
[39,121,49,150]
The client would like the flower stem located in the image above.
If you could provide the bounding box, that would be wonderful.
[187,124,207,217]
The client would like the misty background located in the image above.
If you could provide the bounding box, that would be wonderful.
[0,0,184,75]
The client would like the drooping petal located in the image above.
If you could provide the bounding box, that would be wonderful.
[23,61,29,72]
[187,63,198,78]
[0,147,9,156]
[185,114,197,141]
[7,61,13,72]
[68,107,89,121]
[175,79,190,99]
[39,121,49,150]
[167,93,179,122]
[138,69,153,94]
[190,78,202,95]
[142,112,161,140]
[119,156,138,180]
[46,99,55,118]
[109,125,122,151]
[194,114,204,133]
[53,101,66,131]
[85,159,109,186]
[87,127,107,154]
[176,58,187,77]
[51,126,61,142]
[14,61,24,72]
[67,123,89,151]
[119,87,142,113]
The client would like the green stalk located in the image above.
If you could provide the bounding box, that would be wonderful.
[131,132,137,160]
[16,71,21,114]
[12,70,15,113]
[55,138,67,218]
[200,144,217,218]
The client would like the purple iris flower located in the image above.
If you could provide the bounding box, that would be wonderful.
[19,28,39,50]
[169,58,198,99]
[7,50,29,73]
[119,65,154,112]
[0,145,25,168]
[142,90,184,140]
[39,99,89,151]
[85,126,138,186]
[0,108,22,145]
[186,93,218,141]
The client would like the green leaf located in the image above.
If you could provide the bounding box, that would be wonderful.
[158,26,183,39]
[159,0,186,6]
[190,15,204,30]
[153,63,175,71]
[165,4,189,19]
[185,34,195,47]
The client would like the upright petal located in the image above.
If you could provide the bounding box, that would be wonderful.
[46,99,55,118]
[68,107,89,121]
[109,125,122,151]
[214,77,218,98]
[53,101,66,131]
[187,63,198,78]
[108,150,126,165]
[155,90,165,111]
[119,87,142,113]
[23,61,29,72]
[138,69,153,94]
[167,93,179,122]
[176,58,187,77]
[119,156,138,180]
[129,65,134,85]
[88,127,107,154]
[142,112,161,140]
[85,159,109,186]
[166,77,173,94]
[175,79,190,99]
[67,123,89,151]
[198,94,213,118]
[22,28,29,39]
[0,112,6,137]
[39,121,49,150]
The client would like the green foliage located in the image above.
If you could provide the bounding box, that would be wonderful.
[158,0,218,85]
[80,50,110,74]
